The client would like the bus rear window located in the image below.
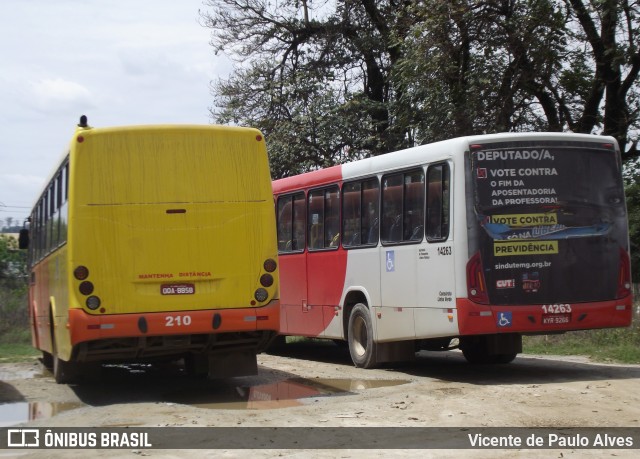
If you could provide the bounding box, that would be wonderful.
[468,140,627,305]
[472,141,624,215]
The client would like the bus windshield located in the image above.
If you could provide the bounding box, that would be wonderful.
[470,140,627,305]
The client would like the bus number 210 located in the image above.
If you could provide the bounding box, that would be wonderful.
[165,315,192,327]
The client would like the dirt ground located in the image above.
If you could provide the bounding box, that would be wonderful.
[1,341,640,458]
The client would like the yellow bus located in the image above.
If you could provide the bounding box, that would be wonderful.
[19,116,279,383]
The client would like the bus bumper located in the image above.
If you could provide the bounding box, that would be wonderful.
[67,300,280,346]
[456,296,633,335]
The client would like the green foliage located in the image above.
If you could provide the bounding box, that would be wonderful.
[202,0,640,176]
[0,327,31,345]
[626,180,640,282]
[0,234,28,341]
[0,343,39,363]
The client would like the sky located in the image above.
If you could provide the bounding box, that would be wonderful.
[0,0,231,227]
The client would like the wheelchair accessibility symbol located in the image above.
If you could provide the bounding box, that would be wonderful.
[497,312,512,328]
[386,251,395,272]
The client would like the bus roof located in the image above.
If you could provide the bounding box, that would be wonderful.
[30,123,264,211]
[272,132,618,193]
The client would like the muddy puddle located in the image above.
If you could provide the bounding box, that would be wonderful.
[167,377,410,410]
[0,401,84,427]
[0,365,48,382]
[0,361,409,424]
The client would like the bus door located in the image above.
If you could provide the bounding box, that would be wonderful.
[276,193,309,335]
[305,186,347,338]
[377,170,425,341]
[339,179,382,339]
[414,163,458,338]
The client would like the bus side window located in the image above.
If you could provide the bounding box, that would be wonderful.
[308,190,324,250]
[277,192,305,253]
[426,163,450,242]
[60,161,69,244]
[381,174,403,243]
[404,171,425,241]
[342,178,379,248]
[308,186,339,251]
[362,179,379,244]
[324,188,339,247]
[342,182,361,247]
[381,170,423,244]
[277,196,293,252]
[292,194,306,251]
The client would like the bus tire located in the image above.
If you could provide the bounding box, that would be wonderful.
[348,303,378,369]
[51,328,78,384]
[52,352,78,384]
[492,353,517,364]
[265,335,287,353]
[461,335,519,364]
[41,351,53,370]
[184,353,209,378]
[462,349,517,364]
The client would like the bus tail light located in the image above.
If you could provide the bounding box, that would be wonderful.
[79,281,94,295]
[74,266,89,280]
[260,273,274,287]
[75,264,103,311]
[467,251,489,304]
[617,248,632,299]
[86,296,101,310]
[263,258,277,273]
[254,288,268,303]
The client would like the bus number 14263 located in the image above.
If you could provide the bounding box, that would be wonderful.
[542,304,572,314]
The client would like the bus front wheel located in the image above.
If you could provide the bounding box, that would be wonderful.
[348,303,378,369]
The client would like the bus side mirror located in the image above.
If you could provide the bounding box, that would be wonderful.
[18,228,29,249]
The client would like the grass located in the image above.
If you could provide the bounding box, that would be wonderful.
[0,343,39,363]
[522,302,640,363]
[523,323,640,364]
[0,327,39,363]
[1,312,640,365]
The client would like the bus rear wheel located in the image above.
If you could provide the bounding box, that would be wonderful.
[50,327,79,384]
[184,353,209,378]
[462,347,517,364]
[348,303,378,369]
[460,335,519,365]
[52,353,78,384]
[41,351,53,370]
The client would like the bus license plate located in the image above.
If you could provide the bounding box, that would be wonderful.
[161,284,195,295]
[542,313,571,325]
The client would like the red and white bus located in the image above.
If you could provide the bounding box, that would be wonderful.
[272,132,632,367]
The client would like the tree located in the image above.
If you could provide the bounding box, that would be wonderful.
[202,0,418,177]
[625,180,640,281]
[202,0,640,176]
[0,234,28,340]
[396,0,568,141]
[0,234,26,286]
[561,0,640,160]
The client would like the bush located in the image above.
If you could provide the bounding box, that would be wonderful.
[0,234,29,343]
